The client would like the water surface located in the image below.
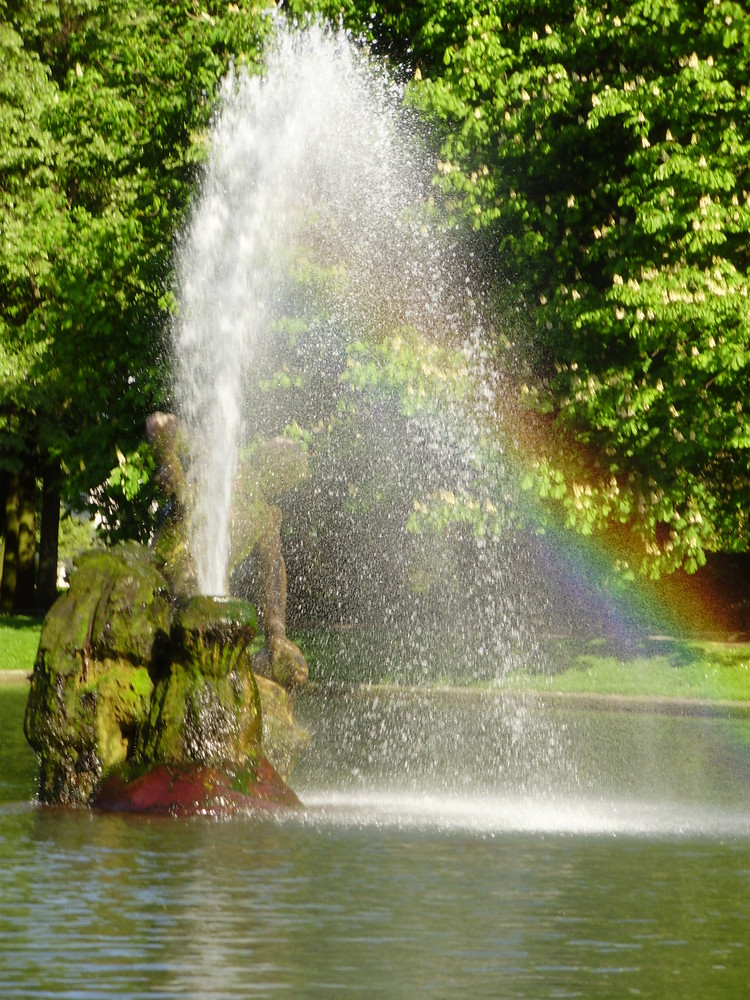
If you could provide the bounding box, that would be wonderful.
[3,685,750,998]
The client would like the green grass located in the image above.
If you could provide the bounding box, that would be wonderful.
[0,615,42,673]
[502,637,750,702]
[297,630,750,704]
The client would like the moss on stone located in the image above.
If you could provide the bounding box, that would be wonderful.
[171,595,257,678]
[90,663,154,770]
[25,544,168,804]
[176,595,258,635]
[143,661,261,767]
[255,674,309,779]
[24,651,101,804]
[81,545,171,663]
[24,541,301,809]
[24,650,155,804]
[28,543,170,677]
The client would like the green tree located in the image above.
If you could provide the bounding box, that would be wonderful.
[0,0,273,607]
[4,0,747,600]
[295,0,750,576]
[0,10,65,607]
[404,0,750,574]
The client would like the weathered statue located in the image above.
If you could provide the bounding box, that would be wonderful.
[230,437,309,689]
[24,415,311,814]
[146,412,309,690]
[24,543,306,812]
[145,411,189,504]
[145,411,196,595]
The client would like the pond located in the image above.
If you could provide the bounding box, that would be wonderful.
[2,682,750,998]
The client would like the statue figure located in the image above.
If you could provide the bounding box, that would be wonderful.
[230,437,310,689]
[145,411,197,596]
[146,413,309,690]
[145,411,189,504]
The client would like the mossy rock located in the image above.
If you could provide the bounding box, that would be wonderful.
[24,657,100,804]
[25,655,154,805]
[24,543,168,805]
[256,675,310,779]
[36,542,171,673]
[142,661,262,767]
[171,595,257,676]
[153,514,197,597]
[24,543,305,811]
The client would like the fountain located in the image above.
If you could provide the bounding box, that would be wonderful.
[168,22,546,669]
[7,22,750,998]
[23,22,552,814]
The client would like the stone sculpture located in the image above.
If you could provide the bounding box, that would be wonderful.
[24,414,313,814]
[146,412,309,690]
[24,543,308,813]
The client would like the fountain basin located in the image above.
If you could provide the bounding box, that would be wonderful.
[92,758,301,817]
[5,681,750,999]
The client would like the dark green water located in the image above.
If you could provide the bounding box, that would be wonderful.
[3,684,750,998]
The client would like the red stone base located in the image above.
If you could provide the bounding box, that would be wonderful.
[92,759,301,816]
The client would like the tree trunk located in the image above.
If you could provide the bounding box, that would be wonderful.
[37,468,61,609]
[0,475,20,610]
[0,473,7,604]
[15,469,37,610]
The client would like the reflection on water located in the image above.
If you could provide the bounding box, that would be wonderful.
[300,788,750,838]
[0,684,37,803]
[3,686,750,997]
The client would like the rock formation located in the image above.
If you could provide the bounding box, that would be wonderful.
[24,543,308,814]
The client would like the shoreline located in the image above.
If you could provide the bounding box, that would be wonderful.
[5,671,750,719]
[303,681,750,719]
[0,671,31,684]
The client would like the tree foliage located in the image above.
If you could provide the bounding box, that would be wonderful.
[0,0,273,603]
[298,0,750,574]
[2,0,748,596]
[396,1,750,573]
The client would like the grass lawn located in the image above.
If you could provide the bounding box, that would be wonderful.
[503,637,750,702]
[299,629,750,704]
[0,615,42,673]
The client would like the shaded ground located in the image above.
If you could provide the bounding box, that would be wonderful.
[295,628,750,705]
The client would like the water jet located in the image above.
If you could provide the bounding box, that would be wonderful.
[7,22,750,998]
